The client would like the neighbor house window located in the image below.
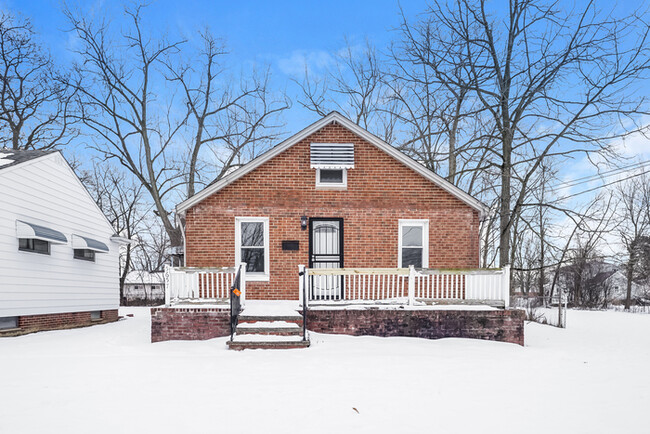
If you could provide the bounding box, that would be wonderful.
[398,220,429,268]
[235,217,270,281]
[90,311,102,320]
[0,316,19,330]
[316,168,347,187]
[18,238,50,255]
[74,249,96,262]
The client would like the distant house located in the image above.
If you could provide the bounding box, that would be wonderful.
[0,149,130,335]
[555,260,647,306]
[123,270,165,305]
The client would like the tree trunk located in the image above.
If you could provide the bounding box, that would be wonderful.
[118,244,132,306]
[624,263,634,310]
[499,130,513,269]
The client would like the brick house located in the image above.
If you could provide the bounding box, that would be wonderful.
[154,112,523,347]
[176,111,485,300]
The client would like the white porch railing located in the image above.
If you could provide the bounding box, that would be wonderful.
[163,264,246,306]
[299,265,510,307]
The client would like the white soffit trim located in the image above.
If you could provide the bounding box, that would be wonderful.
[176,112,488,216]
[72,234,110,252]
[16,220,68,244]
[110,235,134,245]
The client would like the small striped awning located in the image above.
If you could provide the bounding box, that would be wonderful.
[310,143,354,169]
[72,234,109,253]
[16,220,68,244]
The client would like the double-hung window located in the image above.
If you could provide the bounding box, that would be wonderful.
[398,220,429,268]
[235,217,270,281]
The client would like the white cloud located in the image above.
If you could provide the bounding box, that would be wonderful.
[277,49,334,77]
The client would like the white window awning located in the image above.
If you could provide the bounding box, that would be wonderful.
[72,235,109,253]
[310,143,355,169]
[16,220,67,244]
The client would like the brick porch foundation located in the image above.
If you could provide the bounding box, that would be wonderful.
[307,308,525,345]
[0,309,119,337]
[151,306,524,345]
[151,306,230,343]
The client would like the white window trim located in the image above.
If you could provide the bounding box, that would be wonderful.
[235,216,270,282]
[315,168,347,188]
[398,219,429,268]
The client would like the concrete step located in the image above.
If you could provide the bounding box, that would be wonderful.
[228,333,310,350]
[236,320,301,335]
[227,339,310,350]
[238,315,303,326]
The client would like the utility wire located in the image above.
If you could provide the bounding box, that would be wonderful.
[550,166,650,203]
[547,159,650,191]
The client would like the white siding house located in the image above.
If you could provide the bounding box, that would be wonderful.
[0,149,127,330]
[124,270,165,305]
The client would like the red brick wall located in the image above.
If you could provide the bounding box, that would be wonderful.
[307,308,525,345]
[151,307,230,343]
[0,309,119,337]
[185,121,480,300]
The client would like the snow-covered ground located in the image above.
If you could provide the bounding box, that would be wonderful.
[1,308,648,434]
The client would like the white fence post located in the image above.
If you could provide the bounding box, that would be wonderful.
[240,263,247,308]
[164,264,171,306]
[503,264,511,308]
[408,265,416,306]
[298,264,306,306]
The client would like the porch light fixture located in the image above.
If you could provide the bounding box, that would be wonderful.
[301,215,308,230]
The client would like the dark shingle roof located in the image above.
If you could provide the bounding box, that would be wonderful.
[0,148,57,171]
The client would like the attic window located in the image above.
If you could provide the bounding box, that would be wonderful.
[310,143,354,169]
[316,168,347,187]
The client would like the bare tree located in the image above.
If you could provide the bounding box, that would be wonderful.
[65,4,289,248]
[165,31,289,197]
[296,40,397,142]
[0,12,76,150]
[616,173,650,310]
[548,194,616,306]
[132,217,171,273]
[65,4,186,246]
[391,11,494,189]
[398,0,650,268]
[85,164,145,305]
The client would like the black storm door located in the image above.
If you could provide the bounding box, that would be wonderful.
[309,218,344,299]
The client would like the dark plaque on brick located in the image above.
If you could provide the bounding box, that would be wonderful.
[282,240,299,251]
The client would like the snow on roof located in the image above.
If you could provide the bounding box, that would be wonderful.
[125,271,165,285]
[0,148,57,170]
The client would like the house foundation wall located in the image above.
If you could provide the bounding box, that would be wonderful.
[0,309,119,337]
[307,308,525,345]
[151,307,230,343]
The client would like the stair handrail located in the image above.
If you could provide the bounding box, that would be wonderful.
[229,263,246,341]
[299,264,308,342]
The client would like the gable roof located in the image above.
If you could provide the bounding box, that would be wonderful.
[0,148,57,170]
[176,112,488,216]
[0,148,127,240]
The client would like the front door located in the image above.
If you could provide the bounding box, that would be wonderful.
[309,218,344,299]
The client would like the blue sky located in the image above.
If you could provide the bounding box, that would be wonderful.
[4,0,650,225]
[4,0,424,131]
